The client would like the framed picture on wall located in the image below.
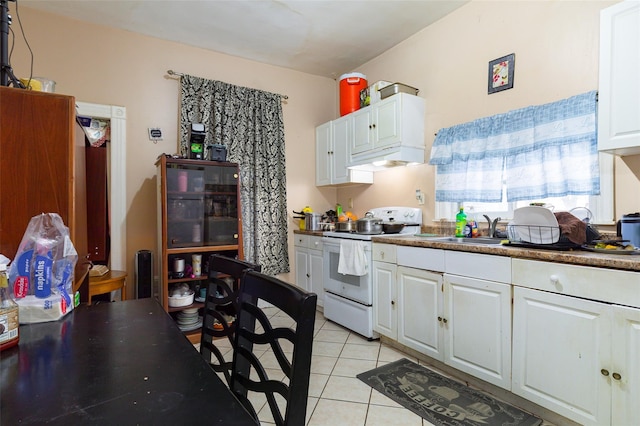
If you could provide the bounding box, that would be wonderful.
[488,53,515,94]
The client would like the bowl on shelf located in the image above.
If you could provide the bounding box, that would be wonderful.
[168,291,195,307]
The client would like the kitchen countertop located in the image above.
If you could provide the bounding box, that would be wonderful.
[373,235,640,272]
[294,230,640,272]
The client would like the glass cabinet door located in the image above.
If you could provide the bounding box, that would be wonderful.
[203,166,239,246]
[166,166,205,248]
[165,162,239,248]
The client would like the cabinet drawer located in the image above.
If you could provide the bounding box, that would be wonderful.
[445,251,511,283]
[397,246,445,272]
[294,234,309,248]
[372,243,396,263]
[308,236,323,251]
[512,258,640,308]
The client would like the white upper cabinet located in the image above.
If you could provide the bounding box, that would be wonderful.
[598,0,640,155]
[315,117,373,186]
[349,93,426,167]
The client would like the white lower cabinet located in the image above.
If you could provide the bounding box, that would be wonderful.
[397,266,443,357]
[376,246,511,390]
[443,273,512,390]
[294,234,324,306]
[513,286,640,426]
[371,244,640,424]
[372,243,398,339]
[611,304,640,426]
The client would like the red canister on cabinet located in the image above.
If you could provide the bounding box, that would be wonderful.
[339,73,367,116]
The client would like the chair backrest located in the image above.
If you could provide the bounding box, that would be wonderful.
[200,254,260,385]
[230,270,317,426]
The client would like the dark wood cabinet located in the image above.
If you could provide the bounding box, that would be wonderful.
[0,87,90,297]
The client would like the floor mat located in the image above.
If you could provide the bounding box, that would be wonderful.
[357,358,542,426]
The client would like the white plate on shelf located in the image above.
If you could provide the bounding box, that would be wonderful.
[177,316,203,332]
[513,206,560,244]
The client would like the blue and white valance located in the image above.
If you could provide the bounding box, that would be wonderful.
[429,91,599,202]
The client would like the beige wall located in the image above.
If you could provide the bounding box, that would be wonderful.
[12,7,337,287]
[338,0,640,226]
[10,1,640,291]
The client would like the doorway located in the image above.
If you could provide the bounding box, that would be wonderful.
[76,102,127,272]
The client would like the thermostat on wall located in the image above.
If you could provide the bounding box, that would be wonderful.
[148,128,163,142]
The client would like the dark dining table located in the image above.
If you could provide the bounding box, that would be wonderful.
[0,298,258,425]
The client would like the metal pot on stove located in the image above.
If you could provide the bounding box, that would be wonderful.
[334,220,356,232]
[356,212,383,235]
[382,220,406,234]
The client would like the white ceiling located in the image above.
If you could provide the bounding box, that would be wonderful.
[20,0,468,78]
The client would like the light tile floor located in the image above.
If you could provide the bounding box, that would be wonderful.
[197,307,548,426]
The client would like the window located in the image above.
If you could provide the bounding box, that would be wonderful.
[435,152,615,225]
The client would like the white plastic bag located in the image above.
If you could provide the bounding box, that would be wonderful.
[8,213,77,323]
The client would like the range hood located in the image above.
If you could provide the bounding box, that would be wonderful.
[347,146,424,172]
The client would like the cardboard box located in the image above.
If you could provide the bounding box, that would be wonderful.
[360,80,393,107]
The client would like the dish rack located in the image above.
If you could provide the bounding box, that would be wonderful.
[507,224,561,245]
[506,224,585,250]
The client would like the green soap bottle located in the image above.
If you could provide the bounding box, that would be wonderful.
[455,206,467,237]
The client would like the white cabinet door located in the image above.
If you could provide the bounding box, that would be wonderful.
[294,236,324,306]
[331,115,351,184]
[352,107,373,155]
[315,118,373,186]
[512,287,611,426]
[308,247,324,307]
[294,245,310,292]
[444,274,512,390]
[315,122,332,186]
[612,304,640,426]
[598,0,640,155]
[372,260,397,339]
[397,266,443,359]
[374,95,401,148]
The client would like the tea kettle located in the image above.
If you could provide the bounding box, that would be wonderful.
[617,213,640,248]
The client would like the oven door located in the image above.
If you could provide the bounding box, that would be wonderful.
[322,237,372,305]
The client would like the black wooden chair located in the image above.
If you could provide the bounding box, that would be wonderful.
[230,270,317,426]
[200,254,260,386]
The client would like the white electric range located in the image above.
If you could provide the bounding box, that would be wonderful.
[321,207,422,338]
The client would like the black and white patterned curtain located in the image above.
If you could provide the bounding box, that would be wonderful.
[179,75,289,275]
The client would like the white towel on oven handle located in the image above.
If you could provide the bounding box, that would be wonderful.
[338,240,368,276]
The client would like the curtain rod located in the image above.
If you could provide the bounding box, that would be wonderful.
[167,69,289,100]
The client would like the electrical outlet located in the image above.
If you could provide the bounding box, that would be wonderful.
[415,189,425,205]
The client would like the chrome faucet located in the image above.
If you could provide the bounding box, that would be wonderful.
[483,215,501,238]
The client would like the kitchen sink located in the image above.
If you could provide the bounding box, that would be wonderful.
[425,236,505,245]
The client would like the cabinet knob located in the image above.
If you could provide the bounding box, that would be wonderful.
[233,234,238,239]
[601,369,610,376]
[306,273,310,278]
[437,316,442,322]
[233,173,238,179]
[550,274,560,285]
[612,372,622,381]
[372,124,376,129]
[442,318,448,324]
[391,300,395,305]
